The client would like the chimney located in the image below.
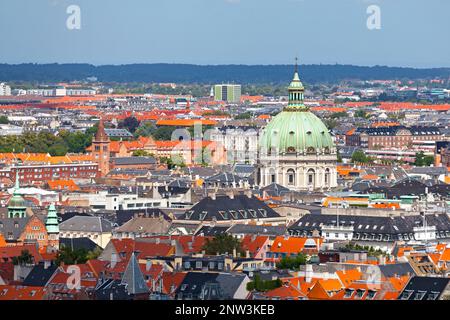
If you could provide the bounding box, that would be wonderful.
[305,264,313,283]
[233,248,237,257]
[210,192,216,200]
[111,252,118,269]
[156,238,160,244]
[245,190,252,198]
[246,250,250,258]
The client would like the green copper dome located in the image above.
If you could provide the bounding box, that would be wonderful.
[8,194,27,208]
[260,64,334,154]
[260,111,334,154]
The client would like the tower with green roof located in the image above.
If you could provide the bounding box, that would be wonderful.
[45,203,60,249]
[8,172,27,219]
[258,60,337,190]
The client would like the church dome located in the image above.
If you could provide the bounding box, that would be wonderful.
[260,110,334,154]
[260,63,334,155]
[8,193,26,208]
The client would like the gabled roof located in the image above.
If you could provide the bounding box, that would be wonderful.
[114,217,171,235]
[22,263,58,287]
[120,253,149,295]
[59,216,114,233]
[0,217,30,240]
[262,283,306,300]
[113,157,157,166]
[226,224,286,237]
[184,195,281,221]
[379,263,416,278]
[261,183,290,197]
[270,236,321,254]
[59,237,101,252]
[0,285,47,300]
[398,276,450,300]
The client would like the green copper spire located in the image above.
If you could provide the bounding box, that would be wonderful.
[8,172,27,218]
[285,57,308,111]
[45,203,59,234]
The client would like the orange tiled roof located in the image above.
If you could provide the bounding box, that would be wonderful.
[156,119,217,127]
[336,269,363,287]
[270,236,321,254]
[47,179,80,191]
[241,235,269,256]
[262,284,306,300]
[0,285,47,300]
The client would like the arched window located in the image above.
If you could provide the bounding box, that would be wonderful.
[325,168,331,185]
[307,169,315,187]
[287,169,295,185]
[269,168,276,184]
[324,147,330,154]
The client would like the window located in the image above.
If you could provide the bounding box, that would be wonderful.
[287,169,295,185]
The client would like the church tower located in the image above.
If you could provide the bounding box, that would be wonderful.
[92,118,110,177]
[8,172,27,219]
[45,203,59,249]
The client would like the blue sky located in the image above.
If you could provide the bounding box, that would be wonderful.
[0,0,449,67]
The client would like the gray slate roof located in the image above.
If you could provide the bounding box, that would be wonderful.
[121,253,149,295]
[113,157,157,165]
[59,216,114,233]
[226,224,286,236]
[0,217,30,240]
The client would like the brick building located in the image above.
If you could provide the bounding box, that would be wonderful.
[346,126,441,149]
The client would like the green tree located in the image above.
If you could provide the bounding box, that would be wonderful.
[235,112,252,120]
[276,253,308,270]
[351,150,369,164]
[414,152,434,167]
[12,249,34,266]
[56,246,90,266]
[152,126,176,140]
[134,122,157,138]
[246,275,283,292]
[354,110,369,119]
[203,234,243,256]
[330,111,348,119]
[119,116,140,134]
[132,150,152,157]
[0,115,9,124]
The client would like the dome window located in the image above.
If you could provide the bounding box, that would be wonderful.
[324,147,330,154]
[306,131,312,135]
[287,147,296,153]
[307,147,315,154]
[289,131,295,135]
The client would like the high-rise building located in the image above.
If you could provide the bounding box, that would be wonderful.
[213,84,241,103]
[0,83,11,96]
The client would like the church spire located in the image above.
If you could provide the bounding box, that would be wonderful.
[285,58,308,111]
